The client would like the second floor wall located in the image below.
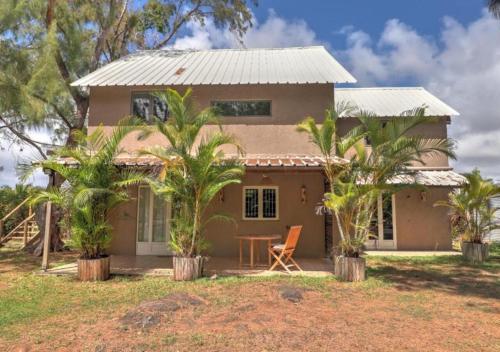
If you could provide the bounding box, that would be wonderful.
[88,84,451,168]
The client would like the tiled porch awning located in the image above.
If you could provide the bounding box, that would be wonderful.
[387,169,467,187]
[57,154,347,168]
[56,154,465,186]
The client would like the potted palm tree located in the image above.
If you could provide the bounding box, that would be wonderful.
[298,106,455,281]
[141,88,244,281]
[436,169,500,263]
[30,119,144,281]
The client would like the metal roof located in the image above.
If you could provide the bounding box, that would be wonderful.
[336,87,459,117]
[71,46,356,87]
[388,170,466,187]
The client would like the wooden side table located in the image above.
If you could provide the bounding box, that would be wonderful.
[235,234,282,268]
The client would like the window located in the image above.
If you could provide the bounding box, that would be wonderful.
[212,100,271,116]
[243,186,279,220]
[365,192,396,249]
[131,93,168,123]
[137,186,168,243]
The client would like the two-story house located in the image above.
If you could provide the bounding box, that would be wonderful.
[71,46,465,259]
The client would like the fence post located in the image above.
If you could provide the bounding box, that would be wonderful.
[42,202,52,271]
[0,220,3,239]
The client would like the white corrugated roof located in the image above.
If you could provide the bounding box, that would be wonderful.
[71,46,356,87]
[336,87,459,117]
[388,170,466,187]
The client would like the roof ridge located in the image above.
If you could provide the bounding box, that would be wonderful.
[133,46,326,54]
[336,87,425,91]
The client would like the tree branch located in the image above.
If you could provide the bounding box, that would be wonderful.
[0,115,48,159]
[151,1,204,50]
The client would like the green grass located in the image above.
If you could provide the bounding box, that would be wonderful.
[0,244,498,341]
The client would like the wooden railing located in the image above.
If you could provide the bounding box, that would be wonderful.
[0,198,39,248]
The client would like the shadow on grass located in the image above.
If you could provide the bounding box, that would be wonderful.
[367,249,500,300]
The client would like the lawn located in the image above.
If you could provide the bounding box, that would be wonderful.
[0,244,499,352]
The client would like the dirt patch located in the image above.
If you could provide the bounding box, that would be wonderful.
[278,285,305,303]
[119,292,206,330]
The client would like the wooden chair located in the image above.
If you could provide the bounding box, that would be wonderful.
[268,225,303,273]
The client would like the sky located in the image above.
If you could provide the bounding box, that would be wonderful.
[1,0,499,186]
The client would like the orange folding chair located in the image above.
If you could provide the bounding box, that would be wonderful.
[268,225,303,273]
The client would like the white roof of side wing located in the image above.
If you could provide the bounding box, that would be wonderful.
[336,87,459,117]
[71,46,357,87]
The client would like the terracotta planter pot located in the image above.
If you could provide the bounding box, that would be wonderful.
[77,256,110,281]
[462,242,489,263]
[334,256,366,282]
[173,256,204,281]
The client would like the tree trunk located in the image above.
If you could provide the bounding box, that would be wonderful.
[173,256,204,281]
[462,242,489,263]
[25,172,66,255]
[24,202,65,256]
[334,256,366,282]
[78,256,110,281]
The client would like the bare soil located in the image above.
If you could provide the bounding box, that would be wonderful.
[1,247,499,352]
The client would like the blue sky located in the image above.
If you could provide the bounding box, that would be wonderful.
[252,0,484,51]
[1,0,499,186]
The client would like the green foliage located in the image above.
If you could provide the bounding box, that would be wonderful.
[0,184,38,233]
[435,169,500,243]
[298,105,455,257]
[0,0,256,159]
[142,89,244,257]
[29,118,145,258]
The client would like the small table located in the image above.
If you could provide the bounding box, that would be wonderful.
[235,234,282,268]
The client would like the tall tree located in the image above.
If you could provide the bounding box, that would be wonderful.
[0,0,256,253]
[489,0,500,19]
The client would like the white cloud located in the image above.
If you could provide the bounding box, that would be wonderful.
[0,129,50,187]
[338,11,500,180]
[172,9,322,50]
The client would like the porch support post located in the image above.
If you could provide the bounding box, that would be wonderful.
[42,202,52,271]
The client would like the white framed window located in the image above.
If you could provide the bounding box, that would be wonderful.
[136,186,172,255]
[242,186,279,220]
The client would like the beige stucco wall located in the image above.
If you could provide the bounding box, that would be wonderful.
[89,84,450,167]
[328,186,453,251]
[204,170,326,258]
[394,187,452,250]
[107,170,327,258]
[89,84,333,126]
[107,185,139,255]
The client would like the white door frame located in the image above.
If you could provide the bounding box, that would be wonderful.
[136,186,172,255]
[365,194,397,250]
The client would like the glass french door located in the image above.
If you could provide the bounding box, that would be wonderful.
[136,186,172,255]
[365,193,397,250]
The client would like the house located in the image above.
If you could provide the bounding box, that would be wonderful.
[71,46,465,259]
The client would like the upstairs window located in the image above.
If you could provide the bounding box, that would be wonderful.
[243,186,279,220]
[131,93,168,123]
[212,100,271,116]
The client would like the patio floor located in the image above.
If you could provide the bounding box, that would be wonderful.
[42,255,334,277]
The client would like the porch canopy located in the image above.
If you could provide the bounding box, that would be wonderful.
[56,153,466,187]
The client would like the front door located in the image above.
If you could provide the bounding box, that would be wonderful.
[136,186,172,255]
[365,193,397,250]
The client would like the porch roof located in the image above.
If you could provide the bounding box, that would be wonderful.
[56,154,347,169]
[55,154,465,186]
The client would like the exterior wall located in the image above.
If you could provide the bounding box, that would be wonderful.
[106,170,327,258]
[328,186,453,251]
[204,170,326,258]
[395,187,453,250]
[89,84,333,126]
[337,117,450,167]
[107,185,138,255]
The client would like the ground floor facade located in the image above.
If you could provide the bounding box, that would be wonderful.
[107,169,455,259]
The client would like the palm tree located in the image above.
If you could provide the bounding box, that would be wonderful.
[298,105,456,257]
[141,88,244,259]
[436,169,500,244]
[489,0,500,19]
[29,118,144,259]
